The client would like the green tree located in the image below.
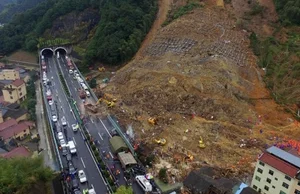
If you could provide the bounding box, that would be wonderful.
[115,185,133,194]
[89,78,97,88]
[0,157,54,194]
[158,167,168,183]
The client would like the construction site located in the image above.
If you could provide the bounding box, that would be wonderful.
[82,0,300,183]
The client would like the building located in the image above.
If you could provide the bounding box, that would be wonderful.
[2,79,26,103]
[0,146,31,158]
[0,119,31,143]
[251,146,300,194]
[0,103,28,122]
[0,69,20,80]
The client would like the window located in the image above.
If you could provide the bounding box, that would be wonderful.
[259,161,265,166]
[10,96,13,100]
[18,88,21,91]
[23,130,26,132]
[264,185,269,191]
[255,176,261,181]
[257,168,263,174]
[266,178,271,183]
[9,91,12,95]
[20,92,22,96]
[282,182,289,189]
[269,170,274,175]
[253,185,257,190]
[295,189,300,194]
[272,186,275,189]
[275,178,278,181]
[285,175,291,181]
[298,181,300,186]
[280,191,286,194]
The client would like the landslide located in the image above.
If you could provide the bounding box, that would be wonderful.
[102,1,299,178]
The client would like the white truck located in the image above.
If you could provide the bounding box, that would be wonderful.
[68,140,77,154]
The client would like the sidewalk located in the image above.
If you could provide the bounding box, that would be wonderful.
[35,80,59,171]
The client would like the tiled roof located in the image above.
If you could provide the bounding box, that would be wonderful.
[0,146,30,158]
[0,122,28,140]
[267,146,300,168]
[11,79,24,87]
[2,103,27,120]
[0,119,18,131]
[259,152,300,177]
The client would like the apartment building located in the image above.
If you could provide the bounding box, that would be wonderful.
[251,146,300,194]
[0,69,20,80]
[2,79,26,103]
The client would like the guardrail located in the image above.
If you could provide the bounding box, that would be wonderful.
[39,57,63,170]
[54,57,114,194]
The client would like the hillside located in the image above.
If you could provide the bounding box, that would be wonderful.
[101,0,300,179]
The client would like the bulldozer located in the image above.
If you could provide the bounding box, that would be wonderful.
[148,117,157,125]
[98,67,105,72]
[199,136,206,148]
[154,138,167,146]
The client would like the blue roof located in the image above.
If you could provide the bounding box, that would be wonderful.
[234,183,248,194]
[267,146,300,168]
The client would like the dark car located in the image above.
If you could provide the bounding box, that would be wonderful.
[72,179,79,189]
[62,146,68,156]
[73,189,82,194]
[66,153,72,161]
[68,162,77,175]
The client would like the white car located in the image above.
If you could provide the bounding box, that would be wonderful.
[85,91,90,97]
[46,89,51,96]
[60,139,67,147]
[72,124,79,132]
[69,69,73,74]
[78,170,87,183]
[61,117,67,126]
[57,132,64,140]
[74,70,78,74]
[52,115,58,122]
[43,75,47,81]
[48,100,53,106]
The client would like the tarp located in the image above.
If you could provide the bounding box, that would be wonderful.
[109,136,128,154]
[117,151,137,168]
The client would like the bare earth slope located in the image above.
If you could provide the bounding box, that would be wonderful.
[102,2,299,178]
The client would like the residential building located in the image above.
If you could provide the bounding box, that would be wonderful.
[0,119,31,143]
[251,146,300,194]
[0,69,20,80]
[0,146,30,158]
[2,79,26,103]
[0,103,28,122]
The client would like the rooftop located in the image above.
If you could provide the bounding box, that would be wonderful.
[267,146,300,168]
[0,119,18,131]
[2,103,27,120]
[117,151,137,167]
[259,152,299,177]
[11,79,24,87]
[0,146,30,158]
[0,122,29,140]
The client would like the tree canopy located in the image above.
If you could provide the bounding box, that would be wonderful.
[274,0,300,25]
[0,157,54,194]
[115,185,133,194]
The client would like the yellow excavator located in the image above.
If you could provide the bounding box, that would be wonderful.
[154,138,167,146]
[199,136,206,148]
[98,98,115,108]
[103,93,117,102]
[148,117,157,125]
[98,67,105,72]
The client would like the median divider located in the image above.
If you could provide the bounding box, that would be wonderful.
[54,58,115,193]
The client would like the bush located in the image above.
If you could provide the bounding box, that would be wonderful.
[94,151,99,157]
[96,156,101,163]
[100,163,106,171]
[103,170,109,178]
[159,168,168,183]
[108,177,114,185]
[91,144,96,151]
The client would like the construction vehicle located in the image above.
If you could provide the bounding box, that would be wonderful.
[98,67,105,72]
[101,98,115,108]
[154,138,167,146]
[79,89,86,99]
[102,77,109,83]
[199,136,206,148]
[185,154,194,162]
[148,117,157,125]
[103,93,117,102]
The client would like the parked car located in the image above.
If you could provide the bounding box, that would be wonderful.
[68,162,77,175]
[62,146,68,156]
[85,91,90,97]
[73,189,82,194]
[52,115,58,122]
[69,69,73,74]
[72,178,79,189]
[60,139,67,147]
[57,132,64,140]
[66,153,72,161]
[61,116,67,126]
[48,100,53,106]
[78,170,87,183]
[72,124,79,132]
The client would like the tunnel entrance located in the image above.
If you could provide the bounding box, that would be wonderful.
[54,47,67,57]
[41,48,54,57]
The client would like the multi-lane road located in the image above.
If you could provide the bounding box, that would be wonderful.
[43,54,144,194]
[43,56,108,194]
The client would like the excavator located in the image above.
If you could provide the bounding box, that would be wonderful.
[154,138,167,146]
[103,93,117,102]
[148,117,157,125]
[98,67,105,72]
[101,98,115,108]
[199,136,206,148]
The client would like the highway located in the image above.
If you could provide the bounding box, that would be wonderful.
[57,55,144,193]
[43,56,108,194]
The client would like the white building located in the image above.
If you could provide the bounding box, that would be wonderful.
[251,146,300,194]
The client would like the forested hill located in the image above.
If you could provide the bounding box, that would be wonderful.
[274,0,300,25]
[0,0,16,12]
[0,0,157,68]
[0,0,46,24]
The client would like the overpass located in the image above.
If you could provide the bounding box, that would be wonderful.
[40,46,72,57]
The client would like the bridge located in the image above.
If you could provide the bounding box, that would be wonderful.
[40,46,72,57]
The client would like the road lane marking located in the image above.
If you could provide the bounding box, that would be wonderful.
[56,89,58,94]
[80,157,86,168]
[73,137,76,145]
[62,108,65,114]
[98,132,103,140]
[109,152,113,158]
[99,119,112,138]
[59,98,61,103]
[90,118,94,123]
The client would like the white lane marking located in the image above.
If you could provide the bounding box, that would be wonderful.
[71,80,73,84]
[56,89,58,94]
[99,119,112,138]
[81,157,86,168]
[90,118,94,123]
[62,108,65,114]
[73,137,77,145]
[59,98,61,103]
[67,122,70,128]
[98,132,103,140]
[84,141,107,184]
[57,122,60,127]
[109,152,113,158]
[52,82,55,86]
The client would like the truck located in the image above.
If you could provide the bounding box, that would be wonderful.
[68,140,77,154]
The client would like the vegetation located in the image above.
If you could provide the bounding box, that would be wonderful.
[89,78,97,88]
[163,1,201,26]
[115,185,133,194]
[273,0,300,25]
[26,78,37,121]
[158,167,168,183]
[0,157,54,194]
[84,0,157,65]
